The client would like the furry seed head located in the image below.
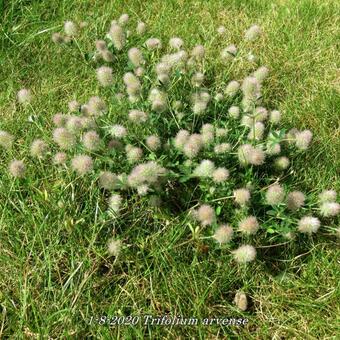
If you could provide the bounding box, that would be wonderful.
[53,127,76,149]
[266,184,284,205]
[146,135,161,151]
[183,134,203,158]
[191,72,204,87]
[101,50,114,62]
[214,143,231,154]
[297,216,320,234]
[127,161,167,188]
[52,32,64,44]
[95,40,107,51]
[64,21,78,36]
[197,204,215,226]
[123,72,141,96]
[253,106,268,121]
[82,130,101,151]
[234,188,251,206]
[319,190,337,203]
[228,106,240,119]
[87,96,107,116]
[320,202,340,217]
[110,125,127,139]
[217,26,226,35]
[225,80,240,97]
[30,139,48,158]
[213,224,233,244]
[17,88,32,105]
[99,171,118,190]
[149,88,167,112]
[137,184,149,196]
[232,245,256,263]
[128,110,148,123]
[250,147,266,165]
[126,146,143,163]
[220,44,237,62]
[238,144,265,166]
[107,238,122,256]
[71,155,93,175]
[145,38,162,50]
[192,91,210,115]
[169,37,184,50]
[253,66,269,83]
[51,113,67,125]
[66,116,83,133]
[109,23,125,50]
[193,160,215,178]
[274,156,290,170]
[295,130,313,150]
[174,130,190,150]
[247,122,265,140]
[136,22,146,35]
[215,128,228,137]
[9,160,26,178]
[68,100,80,113]
[245,25,262,41]
[270,110,281,124]
[96,66,113,86]
[242,76,260,99]
[286,191,305,211]
[0,131,14,149]
[128,47,144,67]
[53,152,67,165]
[212,167,229,183]
[191,45,205,60]
[238,216,259,235]
[118,13,129,26]
[108,193,122,213]
[234,292,248,311]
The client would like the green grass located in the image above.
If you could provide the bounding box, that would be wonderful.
[1,0,339,338]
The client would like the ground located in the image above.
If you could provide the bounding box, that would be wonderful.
[0,0,339,338]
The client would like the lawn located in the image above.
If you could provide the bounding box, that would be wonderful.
[0,0,339,338]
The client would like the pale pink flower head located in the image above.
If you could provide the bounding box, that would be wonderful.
[213,224,233,244]
[30,139,49,158]
[297,216,320,234]
[53,152,67,165]
[64,21,78,37]
[107,238,122,256]
[244,25,262,41]
[146,135,161,151]
[197,204,215,226]
[266,184,285,205]
[212,167,229,183]
[232,245,256,263]
[99,171,118,190]
[128,47,144,67]
[319,190,337,203]
[109,23,125,50]
[295,130,313,150]
[9,159,26,178]
[320,202,340,217]
[53,127,76,150]
[238,216,259,235]
[96,66,113,86]
[83,131,101,151]
[234,188,251,206]
[136,22,146,35]
[17,88,32,105]
[0,131,14,150]
[286,191,305,211]
[71,155,93,175]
